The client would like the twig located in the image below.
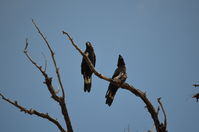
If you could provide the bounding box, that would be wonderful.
[157,106,160,115]
[0,93,65,132]
[24,38,28,51]
[157,97,167,131]
[41,52,47,72]
[63,31,167,132]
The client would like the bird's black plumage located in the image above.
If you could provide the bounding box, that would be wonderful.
[105,55,127,106]
[81,42,96,92]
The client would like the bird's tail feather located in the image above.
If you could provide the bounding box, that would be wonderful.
[105,84,118,106]
[106,96,114,106]
[84,76,92,92]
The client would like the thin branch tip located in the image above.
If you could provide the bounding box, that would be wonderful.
[157,97,162,101]
[24,38,29,52]
[62,31,67,34]
[62,31,69,37]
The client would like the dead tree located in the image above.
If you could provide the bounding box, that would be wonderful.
[0,20,168,132]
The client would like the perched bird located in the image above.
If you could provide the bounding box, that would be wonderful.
[81,42,96,92]
[105,55,127,106]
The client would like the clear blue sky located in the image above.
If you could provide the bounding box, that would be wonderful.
[0,0,199,132]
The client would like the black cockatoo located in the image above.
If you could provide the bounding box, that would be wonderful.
[81,42,96,92]
[105,55,127,106]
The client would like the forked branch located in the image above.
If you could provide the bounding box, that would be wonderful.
[63,31,167,132]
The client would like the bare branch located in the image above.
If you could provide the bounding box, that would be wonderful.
[157,97,167,131]
[157,106,160,115]
[0,93,66,132]
[63,31,167,132]
[32,19,65,99]
[41,52,47,72]
[24,38,28,51]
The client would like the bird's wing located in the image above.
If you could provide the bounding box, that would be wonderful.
[112,67,127,82]
[89,51,96,67]
[93,52,96,67]
[81,52,89,75]
[81,58,85,75]
[112,68,122,79]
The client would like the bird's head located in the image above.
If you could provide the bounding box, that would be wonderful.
[86,41,94,51]
[117,54,125,67]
